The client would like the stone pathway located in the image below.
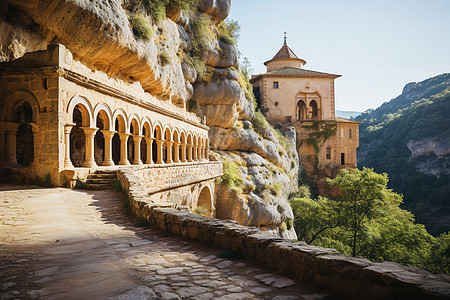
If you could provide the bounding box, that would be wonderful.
[0,184,329,300]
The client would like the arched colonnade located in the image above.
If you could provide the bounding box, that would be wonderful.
[64,96,209,169]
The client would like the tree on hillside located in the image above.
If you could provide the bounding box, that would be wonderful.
[327,168,389,257]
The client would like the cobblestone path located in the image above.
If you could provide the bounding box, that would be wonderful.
[0,184,329,300]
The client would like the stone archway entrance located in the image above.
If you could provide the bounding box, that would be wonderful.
[197,186,213,217]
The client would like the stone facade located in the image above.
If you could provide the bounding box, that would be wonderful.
[0,44,222,212]
[251,39,360,177]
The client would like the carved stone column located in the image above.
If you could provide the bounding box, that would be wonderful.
[193,144,198,161]
[156,139,164,164]
[4,124,19,167]
[173,142,180,163]
[165,140,173,164]
[187,144,193,162]
[145,137,153,164]
[101,130,115,166]
[81,127,98,168]
[197,145,202,161]
[64,123,76,169]
[181,143,187,163]
[133,135,143,165]
[118,133,130,165]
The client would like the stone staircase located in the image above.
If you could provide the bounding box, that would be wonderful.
[86,170,117,190]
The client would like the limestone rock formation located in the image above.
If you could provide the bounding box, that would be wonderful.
[0,0,299,238]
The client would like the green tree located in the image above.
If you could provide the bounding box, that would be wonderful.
[291,196,338,244]
[327,168,389,257]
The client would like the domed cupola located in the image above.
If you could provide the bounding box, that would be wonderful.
[264,33,306,72]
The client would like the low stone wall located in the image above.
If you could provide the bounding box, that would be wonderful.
[118,168,450,299]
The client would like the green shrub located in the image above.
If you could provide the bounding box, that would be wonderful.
[113,180,123,192]
[134,217,149,227]
[193,206,209,217]
[130,14,152,41]
[280,222,288,231]
[158,51,171,65]
[218,248,244,261]
[74,177,86,189]
[286,219,293,230]
[217,20,240,45]
[222,159,242,188]
[138,0,167,23]
[123,197,130,209]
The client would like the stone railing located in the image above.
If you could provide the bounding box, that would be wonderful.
[117,173,450,300]
[136,161,223,194]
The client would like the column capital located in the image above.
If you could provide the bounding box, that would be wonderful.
[133,135,144,142]
[64,123,76,134]
[118,132,130,140]
[80,127,98,136]
[101,130,116,139]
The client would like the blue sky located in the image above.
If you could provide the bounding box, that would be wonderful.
[228,0,450,112]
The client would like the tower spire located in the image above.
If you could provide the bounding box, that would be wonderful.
[283,32,287,45]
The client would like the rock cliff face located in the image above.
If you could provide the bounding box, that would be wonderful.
[1,0,298,238]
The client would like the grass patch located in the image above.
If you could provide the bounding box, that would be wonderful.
[218,249,245,261]
[123,197,130,209]
[221,159,242,188]
[193,206,209,217]
[158,51,171,66]
[280,222,287,231]
[129,14,152,41]
[271,183,282,196]
[253,111,270,129]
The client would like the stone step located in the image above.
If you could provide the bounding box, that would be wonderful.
[86,183,113,190]
[86,178,115,184]
[95,170,117,175]
[88,173,117,179]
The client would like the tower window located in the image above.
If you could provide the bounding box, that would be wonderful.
[326,147,331,159]
[273,81,279,89]
[341,153,345,165]
[349,129,352,138]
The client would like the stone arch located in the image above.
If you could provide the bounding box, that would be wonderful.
[7,90,40,123]
[172,129,180,163]
[67,95,93,127]
[164,127,172,163]
[193,135,198,161]
[128,117,140,163]
[197,185,213,217]
[141,118,153,138]
[93,103,113,130]
[113,109,128,133]
[153,123,163,164]
[310,100,318,119]
[187,133,193,162]
[70,103,92,167]
[128,114,141,135]
[296,100,307,120]
[93,105,112,166]
[112,110,128,165]
[12,95,36,167]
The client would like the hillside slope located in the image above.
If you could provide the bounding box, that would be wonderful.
[356,73,450,235]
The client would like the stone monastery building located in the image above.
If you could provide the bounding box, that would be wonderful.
[251,38,360,176]
[0,44,222,216]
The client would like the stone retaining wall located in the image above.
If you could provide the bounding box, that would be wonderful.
[118,169,450,300]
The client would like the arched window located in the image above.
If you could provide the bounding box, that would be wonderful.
[297,100,306,120]
[310,100,318,119]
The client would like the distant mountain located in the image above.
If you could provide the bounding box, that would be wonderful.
[335,110,361,119]
[355,73,450,235]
